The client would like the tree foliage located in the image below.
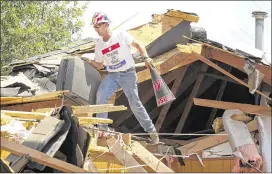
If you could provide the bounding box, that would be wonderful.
[1,1,88,68]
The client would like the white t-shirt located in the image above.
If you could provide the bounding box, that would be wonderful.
[94,31,135,72]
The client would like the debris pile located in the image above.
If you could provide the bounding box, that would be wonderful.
[1,9,271,173]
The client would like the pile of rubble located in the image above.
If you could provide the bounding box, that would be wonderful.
[1,9,271,173]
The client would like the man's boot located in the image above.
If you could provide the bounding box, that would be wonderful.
[149,131,159,144]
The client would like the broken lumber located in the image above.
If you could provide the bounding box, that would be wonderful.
[78,117,113,125]
[178,120,258,155]
[193,98,271,116]
[1,110,48,120]
[72,104,127,114]
[1,137,89,173]
[0,90,70,105]
[193,52,271,100]
[130,141,174,172]
[107,137,147,173]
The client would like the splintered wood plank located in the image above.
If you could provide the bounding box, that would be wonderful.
[130,141,174,173]
[1,110,47,120]
[0,90,69,105]
[78,117,113,125]
[193,98,271,116]
[72,104,127,114]
[178,120,258,155]
[1,138,88,173]
[194,52,271,100]
[155,66,188,131]
[106,137,147,173]
[0,97,23,102]
[175,63,208,133]
[113,68,180,128]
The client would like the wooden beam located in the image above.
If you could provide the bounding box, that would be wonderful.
[1,110,48,120]
[0,90,69,105]
[155,66,188,131]
[112,68,179,128]
[107,137,147,173]
[130,141,174,172]
[72,104,127,114]
[178,120,258,155]
[1,137,89,173]
[175,64,209,133]
[206,66,231,129]
[78,117,113,125]
[193,98,271,116]
[182,36,271,85]
[0,97,23,102]
[194,52,271,100]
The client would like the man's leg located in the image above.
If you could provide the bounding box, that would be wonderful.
[118,71,156,133]
[96,74,120,119]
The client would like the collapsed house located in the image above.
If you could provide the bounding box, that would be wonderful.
[1,9,271,173]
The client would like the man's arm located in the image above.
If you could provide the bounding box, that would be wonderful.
[81,55,104,70]
[131,40,153,67]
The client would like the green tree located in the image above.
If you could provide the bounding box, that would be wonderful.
[1,1,88,68]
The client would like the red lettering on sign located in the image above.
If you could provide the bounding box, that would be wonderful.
[153,79,161,91]
[157,94,175,106]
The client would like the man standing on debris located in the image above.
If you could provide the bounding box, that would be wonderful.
[81,12,159,144]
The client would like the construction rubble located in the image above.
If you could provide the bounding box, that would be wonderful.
[1,9,271,173]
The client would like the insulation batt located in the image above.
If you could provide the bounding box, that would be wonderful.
[222,109,262,173]
[256,116,271,172]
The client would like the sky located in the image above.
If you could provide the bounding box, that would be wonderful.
[80,1,271,63]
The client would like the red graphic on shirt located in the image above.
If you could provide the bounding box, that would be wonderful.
[102,43,120,55]
[153,79,161,91]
